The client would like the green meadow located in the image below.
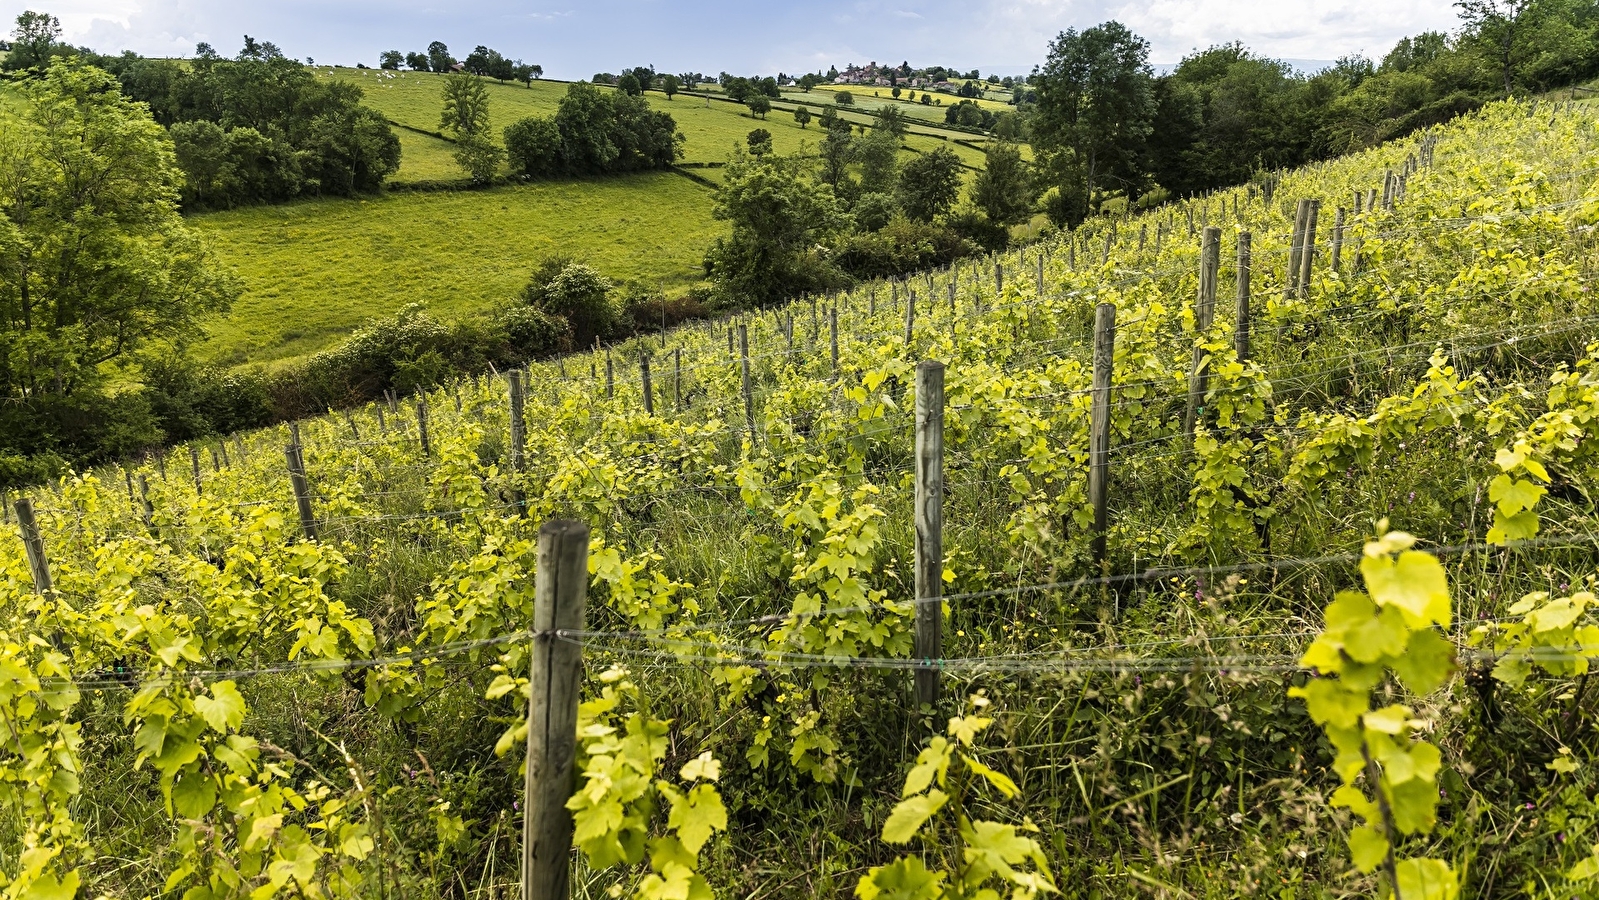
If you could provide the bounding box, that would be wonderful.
[192,173,720,368]
[322,68,1005,177]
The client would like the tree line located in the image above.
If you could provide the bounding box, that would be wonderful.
[4,12,402,211]
[1030,0,1599,225]
[381,42,543,86]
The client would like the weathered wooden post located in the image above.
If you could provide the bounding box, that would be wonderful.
[285,428,317,541]
[1286,199,1309,299]
[1235,231,1253,364]
[914,360,944,708]
[1089,303,1116,571]
[521,519,590,900]
[508,372,527,515]
[416,398,432,456]
[14,498,52,596]
[904,288,916,346]
[829,306,840,379]
[1298,200,1320,298]
[137,475,155,533]
[1330,207,1346,275]
[739,323,756,438]
[1184,227,1222,443]
[640,354,654,416]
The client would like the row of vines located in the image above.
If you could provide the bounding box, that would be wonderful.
[4,98,1599,898]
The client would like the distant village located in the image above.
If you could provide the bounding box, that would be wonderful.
[824,60,1023,91]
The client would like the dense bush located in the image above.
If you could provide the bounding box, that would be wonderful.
[833,215,978,279]
[91,46,401,209]
[521,259,618,347]
[502,82,683,180]
[620,283,710,335]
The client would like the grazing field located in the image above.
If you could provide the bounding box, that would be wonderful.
[387,126,463,182]
[16,98,1599,900]
[192,172,719,367]
[321,68,997,175]
[807,82,1015,114]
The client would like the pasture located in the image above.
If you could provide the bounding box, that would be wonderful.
[192,172,720,368]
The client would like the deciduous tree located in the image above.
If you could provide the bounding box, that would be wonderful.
[0,60,236,401]
[1032,21,1155,226]
[897,146,963,221]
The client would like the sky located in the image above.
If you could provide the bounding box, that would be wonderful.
[11,0,1463,79]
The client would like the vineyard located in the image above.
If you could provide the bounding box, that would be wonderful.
[6,97,1599,899]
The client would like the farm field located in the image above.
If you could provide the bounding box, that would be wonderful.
[191,172,719,368]
[11,97,1599,900]
[322,68,998,177]
[807,81,1015,114]
[386,126,461,182]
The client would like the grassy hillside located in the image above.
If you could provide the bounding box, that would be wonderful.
[323,68,1006,181]
[184,71,1014,369]
[193,172,719,368]
[13,98,1599,900]
[808,81,1014,117]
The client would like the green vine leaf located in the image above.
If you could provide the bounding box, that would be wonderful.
[881,789,949,844]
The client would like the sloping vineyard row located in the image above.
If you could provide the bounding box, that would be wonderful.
[3,98,1599,898]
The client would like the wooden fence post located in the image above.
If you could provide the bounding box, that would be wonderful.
[508,372,527,515]
[829,306,840,379]
[1184,227,1222,443]
[1035,254,1044,294]
[739,323,756,438]
[904,289,916,346]
[994,261,1003,296]
[1235,231,1253,364]
[914,360,944,709]
[189,447,203,495]
[1286,199,1308,299]
[1298,199,1320,298]
[640,355,654,416]
[1330,206,1346,275]
[605,351,614,400]
[285,432,317,541]
[522,519,590,900]
[14,498,53,595]
[211,446,223,473]
[674,348,683,412]
[1088,303,1116,572]
[138,474,155,534]
[416,398,431,457]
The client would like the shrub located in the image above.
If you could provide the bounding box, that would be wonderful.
[944,209,1011,252]
[852,192,898,232]
[504,116,562,178]
[495,304,571,354]
[833,215,977,280]
[524,262,616,348]
[620,283,709,334]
